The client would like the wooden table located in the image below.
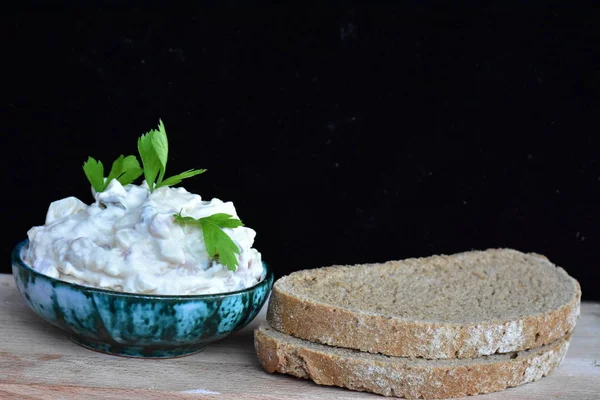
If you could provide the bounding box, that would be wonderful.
[1,274,598,400]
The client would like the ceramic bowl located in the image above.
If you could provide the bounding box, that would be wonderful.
[11,239,273,358]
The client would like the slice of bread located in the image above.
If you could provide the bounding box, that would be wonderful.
[255,324,571,399]
[267,248,581,359]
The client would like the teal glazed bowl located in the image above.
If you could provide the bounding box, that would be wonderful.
[11,239,273,358]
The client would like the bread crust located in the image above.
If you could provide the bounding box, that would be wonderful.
[254,324,571,399]
[267,249,581,359]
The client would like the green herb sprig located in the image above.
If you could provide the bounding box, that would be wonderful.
[83,155,143,193]
[83,119,206,193]
[174,212,244,271]
[137,119,206,192]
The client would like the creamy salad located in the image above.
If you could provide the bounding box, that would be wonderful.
[24,180,264,295]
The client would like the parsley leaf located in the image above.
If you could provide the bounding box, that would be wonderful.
[155,169,207,190]
[83,155,142,193]
[173,212,244,271]
[83,157,105,193]
[106,155,143,187]
[138,119,206,191]
[151,119,169,184]
[137,127,163,189]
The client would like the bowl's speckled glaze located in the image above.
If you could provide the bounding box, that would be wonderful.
[11,239,273,358]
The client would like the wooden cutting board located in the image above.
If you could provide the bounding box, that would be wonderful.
[0,274,598,400]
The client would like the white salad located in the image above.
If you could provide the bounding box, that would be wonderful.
[24,120,264,295]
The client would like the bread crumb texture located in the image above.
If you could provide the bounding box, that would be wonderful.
[267,248,581,358]
[255,324,571,399]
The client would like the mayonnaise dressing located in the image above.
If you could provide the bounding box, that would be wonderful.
[24,180,264,295]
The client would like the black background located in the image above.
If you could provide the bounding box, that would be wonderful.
[4,9,599,301]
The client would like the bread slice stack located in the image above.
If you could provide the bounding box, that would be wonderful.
[254,248,581,399]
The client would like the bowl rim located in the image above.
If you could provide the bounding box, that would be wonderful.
[12,238,273,300]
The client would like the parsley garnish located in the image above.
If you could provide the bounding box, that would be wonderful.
[83,155,143,193]
[173,212,244,271]
[83,119,206,193]
[137,119,206,192]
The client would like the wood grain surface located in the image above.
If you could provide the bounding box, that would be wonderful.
[0,274,598,400]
